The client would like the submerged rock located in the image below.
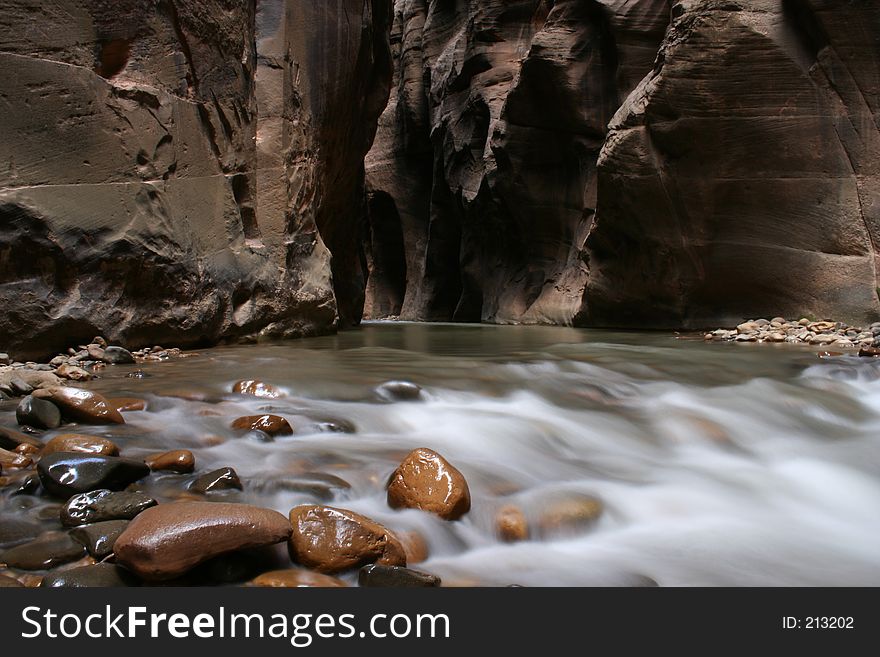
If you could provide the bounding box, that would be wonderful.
[375,381,423,402]
[496,505,530,543]
[386,448,471,520]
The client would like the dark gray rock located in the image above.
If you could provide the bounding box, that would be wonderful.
[38,453,151,499]
[102,346,135,364]
[40,563,139,588]
[358,564,441,588]
[61,489,158,527]
[16,395,61,430]
[0,517,44,548]
[70,520,130,559]
[375,380,423,402]
[189,467,243,494]
[9,378,33,396]
[0,532,86,570]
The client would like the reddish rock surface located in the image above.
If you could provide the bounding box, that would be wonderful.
[288,505,406,574]
[114,501,292,580]
[386,448,471,520]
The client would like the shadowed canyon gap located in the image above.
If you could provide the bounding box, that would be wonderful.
[1,1,879,357]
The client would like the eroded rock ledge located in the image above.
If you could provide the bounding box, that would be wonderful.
[364,0,880,329]
[0,1,392,360]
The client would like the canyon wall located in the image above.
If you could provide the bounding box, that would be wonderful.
[0,0,391,359]
[365,0,880,328]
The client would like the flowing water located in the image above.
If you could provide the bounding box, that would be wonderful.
[6,322,880,586]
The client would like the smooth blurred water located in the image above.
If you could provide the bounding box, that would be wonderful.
[53,323,880,585]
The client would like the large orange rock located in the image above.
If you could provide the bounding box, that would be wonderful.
[33,387,125,425]
[114,502,292,580]
[386,448,471,520]
[288,505,406,574]
[42,434,119,457]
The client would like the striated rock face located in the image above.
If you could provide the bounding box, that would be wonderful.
[585,0,880,328]
[366,1,880,328]
[365,0,670,323]
[0,1,391,359]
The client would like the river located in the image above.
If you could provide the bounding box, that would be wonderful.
[6,322,880,586]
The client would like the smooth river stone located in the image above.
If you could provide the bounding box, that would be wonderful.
[250,569,348,588]
[145,450,195,473]
[0,518,43,548]
[38,453,150,498]
[496,505,530,543]
[42,434,120,457]
[232,380,284,399]
[386,448,471,520]
[114,502,292,580]
[0,532,86,570]
[61,490,158,527]
[358,564,441,588]
[536,495,603,536]
[231,415,293,436]
[40,563,138,588]
[0,574,23,587]
[0,426,44,451]
[375,381,423,402]
[109,398,147,412]
[102,347,136,365]
[15,395,62,430]
[189,467,242,494]
[32,387,125,425]
[0,447,32,470]
[288,505,406,574]
[70,520,130,559]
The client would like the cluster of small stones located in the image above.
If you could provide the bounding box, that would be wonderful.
[704,317,880,352]
[0,338,195,394]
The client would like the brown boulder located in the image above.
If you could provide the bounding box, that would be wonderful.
[288,505,406,574]
[33,387,125,425]
[114,502,292,581]
[42,434,120,457]
[231,415,293,436]
[232,380,284,399]
[250,569,347,588]
[145,450,195,474]
[386,448,471,520]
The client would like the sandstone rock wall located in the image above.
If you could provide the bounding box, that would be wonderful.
[365,0,880,328]
[0,0,391,359]
[365,0,670,323]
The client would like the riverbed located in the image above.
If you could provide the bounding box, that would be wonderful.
[3,322,880,586]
